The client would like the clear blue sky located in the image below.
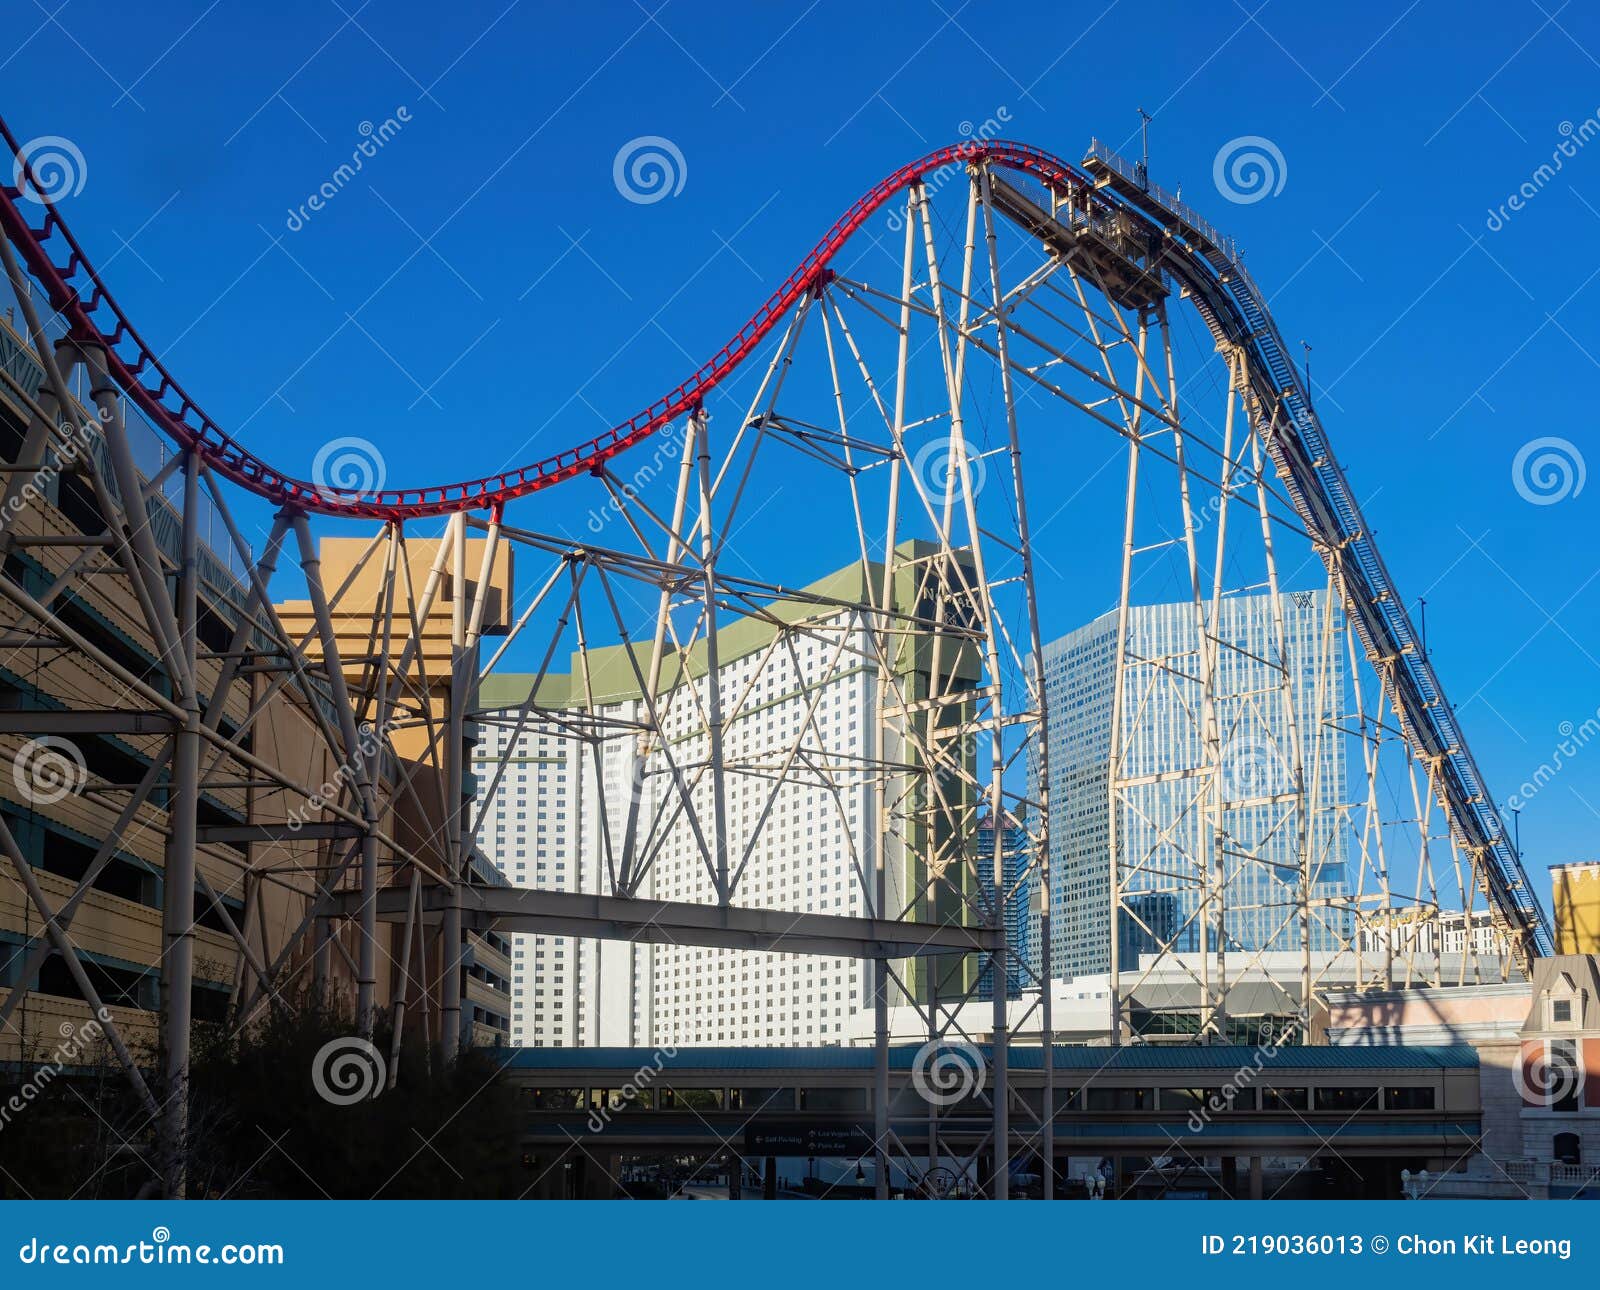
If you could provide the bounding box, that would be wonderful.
[5,0,1599,914]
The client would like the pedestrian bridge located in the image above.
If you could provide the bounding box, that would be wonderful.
[506,1043,1482,1198]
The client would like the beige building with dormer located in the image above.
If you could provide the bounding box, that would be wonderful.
[1326,868,1600,1197]
[1514,954,1600,1171]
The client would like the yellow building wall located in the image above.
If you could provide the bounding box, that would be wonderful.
[1553,863,1600,955]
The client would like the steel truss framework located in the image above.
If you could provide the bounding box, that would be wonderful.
[0,120,1552,1201]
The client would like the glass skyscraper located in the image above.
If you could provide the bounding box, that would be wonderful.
[974,811,1030,1000]
[1029,589,1354,980]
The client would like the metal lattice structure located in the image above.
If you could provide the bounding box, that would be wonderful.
[0,120,1551,1200]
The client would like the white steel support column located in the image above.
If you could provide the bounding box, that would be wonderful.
[159,448,202,1198]
[291,512,383,1034]
[692,407,732,904]
[442,511,468,1057]
[978,165,1053,1191]
[1248,423,1314,1017]
[873,186,917,1200]
[1159,307,1224,1041]
[1106,317,1148,1046]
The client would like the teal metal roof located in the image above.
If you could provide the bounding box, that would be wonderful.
[499,1043,1478,1073]
[1018,1044,1480,1071]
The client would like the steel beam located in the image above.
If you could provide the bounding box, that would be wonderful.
[0,710,178,735]
[325,885,999,960]
[193,821,366,844]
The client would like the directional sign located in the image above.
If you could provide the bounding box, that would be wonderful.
[743,1122,874,1157]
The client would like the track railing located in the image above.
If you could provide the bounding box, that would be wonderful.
[0,118,1551,957]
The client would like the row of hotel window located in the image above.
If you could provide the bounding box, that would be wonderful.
[518,1084,1437,1114]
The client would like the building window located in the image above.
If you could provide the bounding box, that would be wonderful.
[1384,1086,1436,1111]
[659,1088,724,1111]
[1554,1132,1581,1165]
[1552,998,1573,1024]
[524,1087,585,1110]
[728,1087,794,1112]
[1550,1040,1581,1113]
[798,1086,868,1112]
[1086,1087,1149,1112]
[1158,1088,1214,1112]
[1313,1086,1378,1113]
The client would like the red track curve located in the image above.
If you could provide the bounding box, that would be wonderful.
[0,125,1104,521]
[0,120,1558,956]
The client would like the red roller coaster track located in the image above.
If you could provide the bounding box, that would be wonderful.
[0,113,1553,961]
[0,122,1092,521]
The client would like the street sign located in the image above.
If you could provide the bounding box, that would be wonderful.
[743,1122,874,1157]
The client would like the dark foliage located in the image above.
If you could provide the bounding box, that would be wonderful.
[187,998,521,1198]
[0,999,521,1199]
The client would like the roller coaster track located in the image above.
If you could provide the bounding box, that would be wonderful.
[0,119,1551,962]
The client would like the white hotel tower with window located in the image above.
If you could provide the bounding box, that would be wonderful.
[470,552,968,1048]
